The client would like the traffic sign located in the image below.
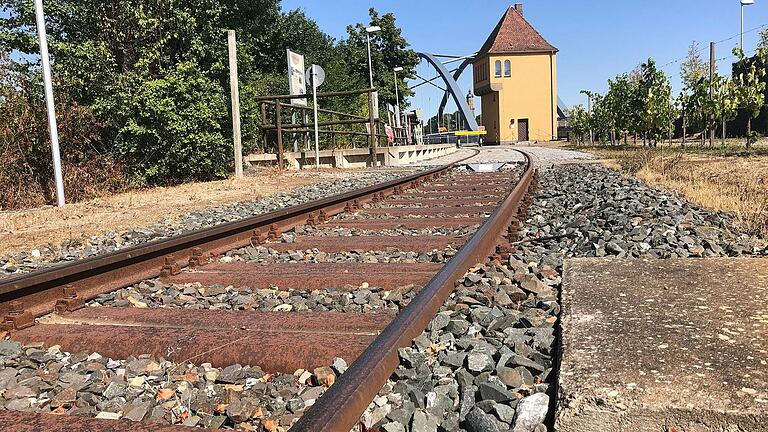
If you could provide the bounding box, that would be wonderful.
[306,64,325,88]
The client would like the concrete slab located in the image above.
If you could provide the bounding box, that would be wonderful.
[557,257,768,432]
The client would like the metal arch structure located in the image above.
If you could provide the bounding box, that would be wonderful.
[437,57,473,121]
[416,52,479,131]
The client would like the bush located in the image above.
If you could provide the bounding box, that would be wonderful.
[0,53,126,210]
[98,61,230,186]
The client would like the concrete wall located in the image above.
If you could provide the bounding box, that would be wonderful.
[244,144,456,170]
[473,52,557,143]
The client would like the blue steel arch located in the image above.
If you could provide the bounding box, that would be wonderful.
[417,52,479,131]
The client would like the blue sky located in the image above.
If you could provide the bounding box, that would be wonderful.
[282,0,768,117]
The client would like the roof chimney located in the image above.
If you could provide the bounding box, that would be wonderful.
[514,3,523,15]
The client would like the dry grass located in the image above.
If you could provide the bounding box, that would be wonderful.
[591,147,768,237]
[0,169,338,255]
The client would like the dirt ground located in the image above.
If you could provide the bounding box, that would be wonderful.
[0,169,343,256]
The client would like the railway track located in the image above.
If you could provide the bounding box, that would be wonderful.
[0,149,537,432]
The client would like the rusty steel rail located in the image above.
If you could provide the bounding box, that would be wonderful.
[292,149,537,432]
[0,152,478,324]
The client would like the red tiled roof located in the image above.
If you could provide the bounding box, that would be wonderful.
[477,5,557,56]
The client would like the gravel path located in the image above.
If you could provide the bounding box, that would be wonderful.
[404,145,594,168]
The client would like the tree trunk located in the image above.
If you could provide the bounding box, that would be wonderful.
[682,114,686,146]
[722,115,726,147]
[747,117,752,150]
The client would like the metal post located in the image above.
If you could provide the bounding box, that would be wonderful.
[587,95,593,144]
[311,67,321,168]
[275,101,284,168]
[227,30,243,178]
[709,41,715,146]
[368,91,377,166]
[34,0,65,207]
[292,112,299,152]
[366,33,375,88]
[741,3,745,51]
[394,69,401,128]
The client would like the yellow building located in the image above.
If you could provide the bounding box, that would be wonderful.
[473,4,558,143]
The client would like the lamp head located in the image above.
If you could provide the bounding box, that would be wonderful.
[393,67,404,72]
[741,0,755,5]
[366,25,382,33]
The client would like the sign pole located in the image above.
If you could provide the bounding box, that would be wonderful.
[34,0,65,207]
[227,30,243,178]
[311,67,321,168]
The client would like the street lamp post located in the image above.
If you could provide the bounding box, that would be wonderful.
[393,66,403,128]
[365,26,381,88]
[741,0,755,51]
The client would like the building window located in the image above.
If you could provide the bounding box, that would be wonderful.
[504,60,511,77]
[494,60,501,78]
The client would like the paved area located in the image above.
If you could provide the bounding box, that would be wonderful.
[558,257,768,432]
[405,144,594,167]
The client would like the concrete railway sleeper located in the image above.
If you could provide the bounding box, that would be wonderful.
[0,149,538,431]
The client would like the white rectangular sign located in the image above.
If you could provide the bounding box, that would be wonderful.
[371,91,380,120]
[286,49,307,107]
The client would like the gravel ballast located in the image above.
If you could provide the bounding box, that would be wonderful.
[0,339,346,430]
[87,280,420,315]
[359,162,765,432]
[0,171,414,279]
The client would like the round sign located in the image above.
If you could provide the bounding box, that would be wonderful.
[305,64,326,88]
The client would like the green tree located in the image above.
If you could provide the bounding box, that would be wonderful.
[566,105,589,144]
[733,48,766,149]
[606,74,637,144]
[637,58,674,146]
[679,41,707,145]
[341,8,419,116]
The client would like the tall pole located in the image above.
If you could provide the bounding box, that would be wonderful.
[709,41,715,146]
[34,0,65,207]
[366,33,375,88]
[741,3,745,51]
[311,67,320,168]
[587,94,593,145]
[393,69,401,128]
[227,30,243,178]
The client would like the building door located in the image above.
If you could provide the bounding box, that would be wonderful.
[518,119,529,141]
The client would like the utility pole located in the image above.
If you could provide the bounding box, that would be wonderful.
[741,0,755,52]
[227,30,243,177]
[34,0,65,207]
[709,41,715,146]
